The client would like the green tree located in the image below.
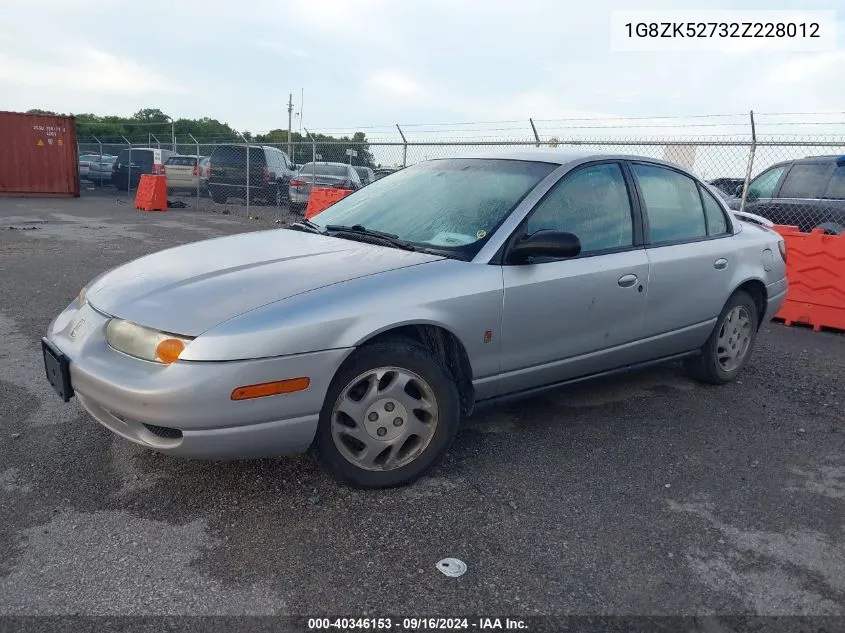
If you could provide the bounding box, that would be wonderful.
[253,129,376,167]
[56,106,375,162]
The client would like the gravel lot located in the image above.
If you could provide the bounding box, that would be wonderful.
[0,191,843,621]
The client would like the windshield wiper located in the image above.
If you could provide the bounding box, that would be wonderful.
[288,218,326,234]
[324,224,417,251]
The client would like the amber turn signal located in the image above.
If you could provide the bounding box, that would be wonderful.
[231,377,311,401]
[155,338,186,364]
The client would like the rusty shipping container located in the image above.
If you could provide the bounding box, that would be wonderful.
[0,111,80,197]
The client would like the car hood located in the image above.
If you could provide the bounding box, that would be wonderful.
[86,229,442,336]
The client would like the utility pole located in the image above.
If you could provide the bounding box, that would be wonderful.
[287,93,294,159]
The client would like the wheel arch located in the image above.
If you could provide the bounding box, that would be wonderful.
[733,277,767,328]
[352,321,476,417]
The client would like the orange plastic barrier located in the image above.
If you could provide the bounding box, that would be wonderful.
[772,224,845,332]
[305,187,353,220]
[135,174,167,212]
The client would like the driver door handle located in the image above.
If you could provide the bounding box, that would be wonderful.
[618,274,638,288]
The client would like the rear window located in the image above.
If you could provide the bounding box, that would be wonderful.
[823,165,845,200]
[778,163,833,199]
[166,156,197,166]
[116,149,154,165]
[299,163,348,177]
[209,145,266,166]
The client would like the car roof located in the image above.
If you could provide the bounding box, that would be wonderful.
[208,144,278,150]
[301,161,350,167]
[793,154,845,164]
[432,148,698,171]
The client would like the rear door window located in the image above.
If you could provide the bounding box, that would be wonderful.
[778,163,834,199]
[822,165,845,200]
[699,185,730,236]
[631,162,707,244]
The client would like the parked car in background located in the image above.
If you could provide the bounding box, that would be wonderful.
[729,155,845,234]
[706,184,732,201]
[111,148,176,191]
[206,144,295,205]
[198,156,211,195]
[165,155,205,195]
[43,150,787,488]
[708,177,745,197]
[353,166,376,186]
[78,154,100,180]
[86,156,117,186]
[373,167,399,180]
[288,162,363,212]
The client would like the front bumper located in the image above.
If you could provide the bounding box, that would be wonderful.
[45,300,351,459]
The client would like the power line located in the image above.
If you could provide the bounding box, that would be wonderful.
[533,113,747,123]
[756,111,845,116]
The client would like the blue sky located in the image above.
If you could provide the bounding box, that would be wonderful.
[1,0,843,140]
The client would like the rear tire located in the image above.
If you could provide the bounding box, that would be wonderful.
[684,290,759,385]
[313,340,460,489]
[210,187,227,204]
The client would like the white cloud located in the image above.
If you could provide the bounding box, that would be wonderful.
[254,41,311,58]
[0,47,184,96]
[1,0,843,137]
[765,52,845,85]
[367,70,425,97]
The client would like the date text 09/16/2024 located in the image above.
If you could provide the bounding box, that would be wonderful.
[307,618,528,630]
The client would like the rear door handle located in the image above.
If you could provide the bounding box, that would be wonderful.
[714,258,729,270]
[618,274,638,288]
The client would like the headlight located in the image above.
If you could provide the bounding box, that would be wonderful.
[105,319,193,364]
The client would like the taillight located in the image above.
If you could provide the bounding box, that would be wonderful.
[778,239,787,263]
[152,164,165,175]
[289,179,304,187]
[263,166,270,183]
[192,166,198,176]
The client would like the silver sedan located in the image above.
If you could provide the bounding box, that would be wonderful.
[42,150,787,488]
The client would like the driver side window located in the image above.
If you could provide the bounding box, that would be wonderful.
[748,166,786,199]
[524,163,634,255]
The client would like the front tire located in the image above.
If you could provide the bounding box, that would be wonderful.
[685,290,759,385]
[314,340,460,489]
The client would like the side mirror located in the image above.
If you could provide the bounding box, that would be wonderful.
[508,230,581,263]
[734,184,743,197]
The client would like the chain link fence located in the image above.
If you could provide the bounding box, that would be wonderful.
[75,114,845,232]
